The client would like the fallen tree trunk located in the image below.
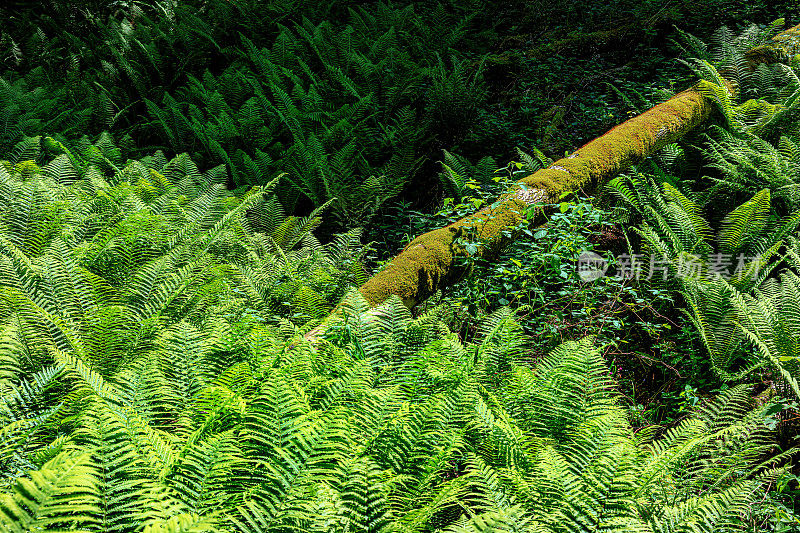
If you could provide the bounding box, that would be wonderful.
[305,21,800,340]
[360,88,711,308]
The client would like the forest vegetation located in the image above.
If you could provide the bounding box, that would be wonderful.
[2,0,800,531]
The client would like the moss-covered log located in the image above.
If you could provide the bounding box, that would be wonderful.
[358,87,711,308]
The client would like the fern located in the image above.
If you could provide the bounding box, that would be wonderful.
[0,451,101,532]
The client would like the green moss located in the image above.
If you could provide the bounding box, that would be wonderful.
[520,88,710,196]
[360,226,457,307]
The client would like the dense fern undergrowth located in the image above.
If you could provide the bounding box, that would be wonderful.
[4,1,800,532]
[0,136,792,530]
